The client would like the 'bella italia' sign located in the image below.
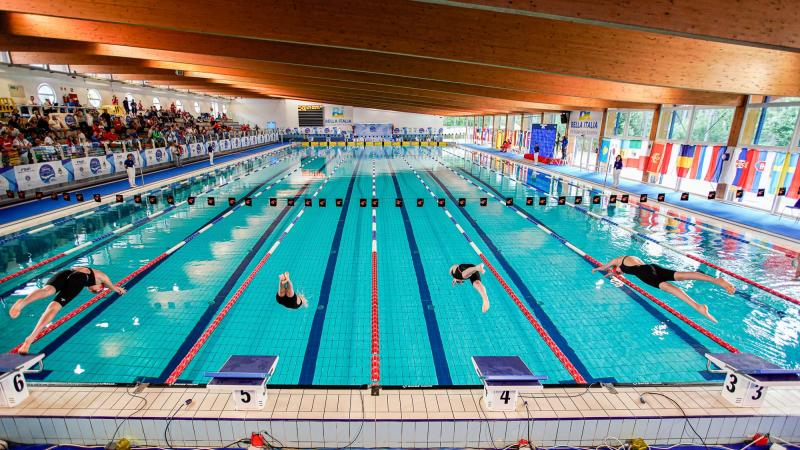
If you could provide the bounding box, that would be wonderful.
[568,110,603,137]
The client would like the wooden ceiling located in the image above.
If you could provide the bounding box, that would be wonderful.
[0,1,796,115]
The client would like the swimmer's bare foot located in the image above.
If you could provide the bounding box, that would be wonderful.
[9,300,24,319]
[695,303,718,323]
[279,273,287,283]
[718,277,735,295]
[17,337,33,355]
[478,263,485,274]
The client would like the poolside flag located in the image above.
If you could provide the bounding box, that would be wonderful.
[592,195,601,204]
[305,198,312,207]
[319,198,326,207]
[63,193,71,201]
[609,194,617,204]
[438,198,445,207]
[770,152,799,196]
[360,198,367,207]
[480,198,488,206]
[459,197,467,207]
[207,197,215,206]
[640,194,648,202]
[676,144,695,178]
[187,196,195,205]
[787,154,800,199]
[336,198,343,207]
[116,194,123,203]
[749,151,775,193]
[417,198,424,207]
[657,193,665,202]
[372,198,379,207]
[647,143,666,173]
[395,198,403,207]
[134,194,141,203]
[229,197,237,206]
[149,195,158,204]
[704,146,728,182]
[539,197,547,205]
[525,196,533,206]
[732,148,762,189]
[270,198,277,207]
[35,191,43,199]
[574,196,583,204]
[50,192,58,200]
[17,191,25,199]
[681,192,689,201]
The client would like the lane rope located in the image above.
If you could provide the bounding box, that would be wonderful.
[399,154,587,384]
[430,151,738,354]
[442,148,800,308]
[164,154,349,384]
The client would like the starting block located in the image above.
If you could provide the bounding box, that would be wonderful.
[706,352,800,407]
[0,353,44,408]
[205,355,278,411]
[472,356,546,411]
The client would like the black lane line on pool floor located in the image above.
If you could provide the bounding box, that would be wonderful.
[422,167,601,384]
[0,155,290,302]
[26,158,323,379]
[445,161,722,380]
[299,156,364,385]
[386,158,453,385]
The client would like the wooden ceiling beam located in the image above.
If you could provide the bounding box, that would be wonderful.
[0,16,749,103]
[438,0,800,51]
[0,4,796,94]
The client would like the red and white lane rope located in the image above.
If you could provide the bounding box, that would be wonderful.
[0,150,294,286]
[429,154,738,354]
[440,149,800,309]
[165,156,348,384]
[7,153,307,354]
[370,157,380,392]
[400,155,587,383]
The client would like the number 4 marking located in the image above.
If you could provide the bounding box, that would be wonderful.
[500,390,511,404]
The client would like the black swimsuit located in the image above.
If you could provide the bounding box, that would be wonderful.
[276,293,300,309]
[619,257,675,288]
[46,268,97,306]
[451,264,482,285]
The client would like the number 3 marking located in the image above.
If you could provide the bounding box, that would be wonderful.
[751,386,764,401]
[725,373,737,392]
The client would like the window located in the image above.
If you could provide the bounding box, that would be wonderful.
[657,108,692,141]
[194,101,200,114]
[37,83,56,104]
[212,102,219,117]
[175,99,183,111]
[222,104,227,115]
[690,108,734,143]
[87,89,102,108]
[745,106,800,148]
[0,52,10,64]
[152,97,160,110]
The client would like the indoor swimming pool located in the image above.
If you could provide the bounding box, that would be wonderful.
[0,145,797,387]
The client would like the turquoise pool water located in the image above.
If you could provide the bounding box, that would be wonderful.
[0,145,797,386]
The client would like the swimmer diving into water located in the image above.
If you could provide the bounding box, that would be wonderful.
[450,263,490,313]
[593,256,735,323]
[276,272,307,309]
[9,267,126,354]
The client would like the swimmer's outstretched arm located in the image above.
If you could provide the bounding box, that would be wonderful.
[95,269,126,295]
[592,257,623,277]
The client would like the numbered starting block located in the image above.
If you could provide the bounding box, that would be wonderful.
[472,356,546,411]
[706,352,800,407]
[205,355,278,411]
[0,353,44,408]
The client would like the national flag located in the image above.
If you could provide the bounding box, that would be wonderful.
[676,144,695,178]
[787,154,800,199]
[659,143,674,175]
[731,148,754,187]
[770,153,799,195]
[647,143,665,173]
[689,145,707,179]
[747,150,770,192]
[704,146,727,182]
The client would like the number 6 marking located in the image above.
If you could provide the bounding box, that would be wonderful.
[13,374,24,392]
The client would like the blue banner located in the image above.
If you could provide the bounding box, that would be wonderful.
[529,124,558,158]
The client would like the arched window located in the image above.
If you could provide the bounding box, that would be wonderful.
[87,89,102,108]
[174,99,183,111]
[211,102,219,117]
[193,101,200,114]
[222,104,228,115]
[37,83,56,104]
[152,97,161,110]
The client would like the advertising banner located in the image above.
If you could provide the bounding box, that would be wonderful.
[189,142,207,157]
[353,123,393,137]
[219,139,231,151]
[14,160,70,191]
[231,137,241,148]
[568,110,603,138]
[324,106,353,126]
[0,166,17,192]
[71,155,114,181]
[112,151,144,172]
[144,147,170,166]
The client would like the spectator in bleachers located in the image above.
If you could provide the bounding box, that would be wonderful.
[122,97,130,115]
[111,95,119,105]
[137,100,143,112]
[28,96,38,105]
[130,98,138,114]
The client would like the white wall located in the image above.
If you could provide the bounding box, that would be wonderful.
[230,98,444,130]
[0,65,231,119]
